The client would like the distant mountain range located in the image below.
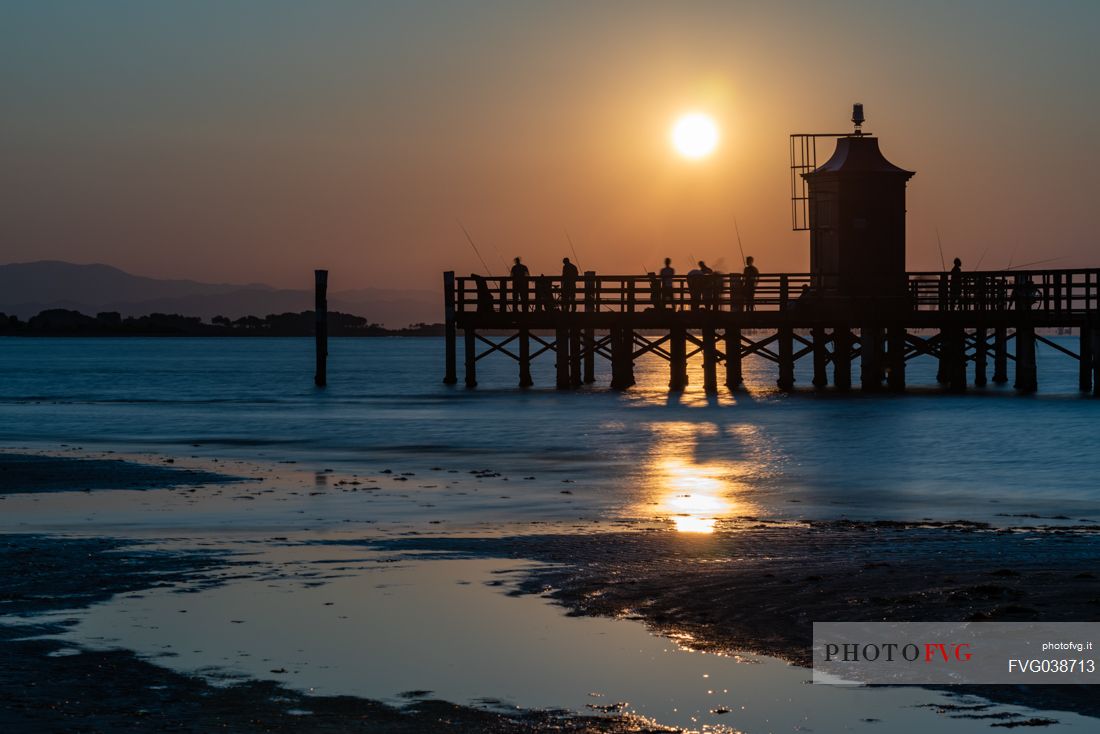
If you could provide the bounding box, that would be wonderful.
[0,261,440,327]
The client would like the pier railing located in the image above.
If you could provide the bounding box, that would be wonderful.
[451,269,1100,316]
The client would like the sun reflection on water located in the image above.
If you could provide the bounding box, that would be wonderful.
[653,457,752,533]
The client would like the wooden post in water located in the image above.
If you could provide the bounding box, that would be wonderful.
[702,321,718,393]
[993,325,1009,384]
[943,326,967,392]
[442,271,457,385]
[609,327,624,388]
[812,326,829,388]
[669,324,688,390]
[777,326,794,390]
[518,327,533,387]
[555,322,570,389]
[1091,324,1100,397]
[1079,325,1092,393]
[610,325,634,389]
[583,272,596,383]
[569,325,582,387]
[860,326,883,391]
[833,326,852,391]
[1014,324,1037,393]
[463,327,477,387]
[725,325,742,388]
[974,327,988,387]
[887,326,906,391]
[314,269,328,388]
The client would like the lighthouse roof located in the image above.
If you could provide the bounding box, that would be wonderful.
[803,135,914,179]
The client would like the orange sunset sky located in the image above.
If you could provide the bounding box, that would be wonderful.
[2,1,1098,292]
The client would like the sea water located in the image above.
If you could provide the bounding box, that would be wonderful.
[1,336,1098,525]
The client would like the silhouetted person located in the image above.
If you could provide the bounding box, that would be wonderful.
[658,258,675,310]
[560,257,579,312]
[793,283,815,312]
[687,262,711,311]
[510,257,530,312]
[949,257,963,310]
[743,256,759,311]
[645,271,660,310]
[704,269,723,310]
[534,274,556,312]
[698,261,714,311]
[473,274,495,314]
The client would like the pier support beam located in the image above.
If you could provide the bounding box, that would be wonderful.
[669,325,688,391]
[1091,326,1100,397]
[938,326,966,391]
[833,326,852,391]
[812,327,829,388]
[1080,325,1093,393]
[443,271,457,385]
[725,326,742,388]
[948,326,968,392]
[464,328,477,387]
[860,326,883,391]
[776,326,794,390]
[518,327,533,387]
[610,326,634,389]
[1014,323,1037,393]
[993,325,1009,384]
[702,323,718,393]
[974,327,988,387]
[555,324,571,389]
[583,326,595,383]
[887,326,906,392]
[570,326,582,387]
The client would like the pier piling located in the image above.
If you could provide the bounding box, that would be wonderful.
[702,322,718,393]
[777,326,795,390]
[725,325,742,388]
[555,324,570,389]
[974,327,988,387]
[669,325,688,391]
[812,327,829,388]
[1015,323,1037,393]
[993,325,1009,384]
[464,328,477,387]
[519,327,533,387]
[887,326,906,391]
[833,326,852,391]
[860,326,883,391]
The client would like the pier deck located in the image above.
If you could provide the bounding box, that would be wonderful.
[442,269,1100,394]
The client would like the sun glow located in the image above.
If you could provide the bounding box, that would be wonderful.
[656,458,734,533]
[670,113,719,159]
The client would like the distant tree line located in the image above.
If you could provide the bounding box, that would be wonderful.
[0,309,444,337]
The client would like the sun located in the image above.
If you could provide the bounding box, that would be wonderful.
[670,113,719,159]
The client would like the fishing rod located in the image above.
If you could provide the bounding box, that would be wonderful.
[564,229,581,270]
[487,238,509,274]
[1006,255,1067,270]
[935,227,946,270]
[974,245,990,271]
[457,220,492,276]
[1006,242,1019,270]
[734,216,747,267]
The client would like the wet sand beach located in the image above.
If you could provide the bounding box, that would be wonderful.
[0,534,669,733]
[3,450,1099,731]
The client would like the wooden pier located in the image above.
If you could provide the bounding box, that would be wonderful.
[442,269,1100,395]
